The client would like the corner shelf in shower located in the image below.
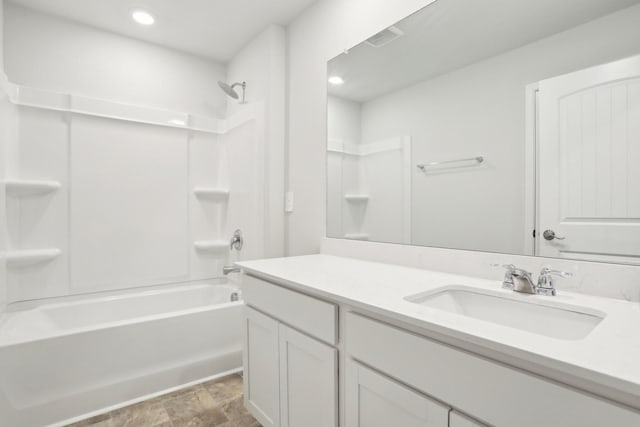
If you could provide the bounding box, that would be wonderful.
[344,194,369,203]
[6,248,61,268]
[344,233,369,241]
[4,180,61,197]
[193,241,229,253]
[193,187,230,200]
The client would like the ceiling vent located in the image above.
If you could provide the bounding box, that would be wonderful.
[365,26,404,48]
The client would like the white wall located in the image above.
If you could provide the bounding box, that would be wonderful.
[0,0,4,73]
[4,3,227,118]
[327,96,411,243]
[287,0,640,255]
[287,0,442,255]
[226,25,287,259]
[327,96,361,238]
[327,95,362,145]
[0,4,273,302]
[359,3,640,255]
[0,0,8,311]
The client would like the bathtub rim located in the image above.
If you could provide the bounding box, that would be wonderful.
[0,282,242,348]
[4,278,233,312]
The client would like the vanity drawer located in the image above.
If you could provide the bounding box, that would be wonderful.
[346,312,640,427]
[243,275,338,344]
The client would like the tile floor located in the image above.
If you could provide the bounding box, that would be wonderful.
[67,373,261,427]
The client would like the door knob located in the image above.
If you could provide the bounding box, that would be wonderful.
[543,229,565,241]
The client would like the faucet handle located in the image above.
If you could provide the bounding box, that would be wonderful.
[490,263,516,271]
[537,267,573,296]
[539,267,573,278]
[491,264,516,290]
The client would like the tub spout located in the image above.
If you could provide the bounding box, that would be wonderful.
[223,265,240,275]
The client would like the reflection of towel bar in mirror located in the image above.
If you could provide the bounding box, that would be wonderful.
[417,156,484,172]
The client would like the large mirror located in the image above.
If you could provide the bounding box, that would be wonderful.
[326,0,640,265]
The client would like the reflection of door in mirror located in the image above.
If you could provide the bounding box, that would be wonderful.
[537,55,640,264]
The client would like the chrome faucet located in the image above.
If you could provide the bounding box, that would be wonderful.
[536,267,572,296]
[230,229,243,251]
[223,265,240,275]
[492,264,572,296]
[494,264,536,293]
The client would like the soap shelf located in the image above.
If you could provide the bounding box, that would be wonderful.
[193,241,229,253]
[5,180,61,197]
[344,233,369,241]
[6,249,61,268]
[344,194,369,203]
[193,187,230,200]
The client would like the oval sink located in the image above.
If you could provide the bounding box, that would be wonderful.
[404,286,605,340]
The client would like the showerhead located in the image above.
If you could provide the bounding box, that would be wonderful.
[218,81,247,104]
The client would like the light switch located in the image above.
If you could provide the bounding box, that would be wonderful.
[285,192,294,213]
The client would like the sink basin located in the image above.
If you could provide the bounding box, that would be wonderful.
[405,286,605,340]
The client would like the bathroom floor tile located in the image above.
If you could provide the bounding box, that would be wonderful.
[202,374,243,404]
[65,373,261,427]
[162,386,228,427]
[67,412,113,427]
[111,400,172,427]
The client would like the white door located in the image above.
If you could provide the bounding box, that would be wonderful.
[243,306,280,427]
[345,360,449,427]
[279,324,338,427]
[537,55,640,264]
[449,411,487,427]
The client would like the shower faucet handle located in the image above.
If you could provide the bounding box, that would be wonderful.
[230,229,243,251]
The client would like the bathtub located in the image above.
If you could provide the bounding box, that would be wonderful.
[0,282,243,427]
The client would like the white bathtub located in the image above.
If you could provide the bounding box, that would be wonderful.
[0,282,243,427]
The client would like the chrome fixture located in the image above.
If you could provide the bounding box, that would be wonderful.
[223,265,241,275]
[230,229,243,251]
[492,264,572,296]
[218,81,247,104]
[417,156,484,172]
[230,291,240,302]
[493,264,536,294]
[543,229,565,241]
[537,267,573,296]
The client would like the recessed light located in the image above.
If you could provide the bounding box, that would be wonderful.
[328,76,344,85]
[132,10,155,26]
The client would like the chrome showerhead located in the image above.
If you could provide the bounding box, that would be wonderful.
[218,81,247,104]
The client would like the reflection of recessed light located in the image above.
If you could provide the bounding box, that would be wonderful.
[169,119,186,126]
[132,10,155,26]
[328,76,344,85]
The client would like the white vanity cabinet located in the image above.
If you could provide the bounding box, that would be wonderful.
[243,307,281,427]
[242,275,339,427]
[346,360,450,427]
[346,312,640,427]
[279,324,338,427]
[241,271,640,427]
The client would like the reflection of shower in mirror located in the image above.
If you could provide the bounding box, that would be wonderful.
[218,80,247,104]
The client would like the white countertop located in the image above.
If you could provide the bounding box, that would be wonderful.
[237,254,640,407]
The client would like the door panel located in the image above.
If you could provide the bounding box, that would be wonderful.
[243,306,280,427]
[345,360,449,427]
[538,55,640,263]
[279,324,338,427]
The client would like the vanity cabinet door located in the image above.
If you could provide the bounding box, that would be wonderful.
[243,306,280,427]
[279,324,338,427]
[346,360,450,427]
[449,411,487,427]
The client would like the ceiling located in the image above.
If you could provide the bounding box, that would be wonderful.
[328,0,640,103]
[8,0,318,62]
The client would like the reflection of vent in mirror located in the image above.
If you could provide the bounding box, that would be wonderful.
[365,26,404,48]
